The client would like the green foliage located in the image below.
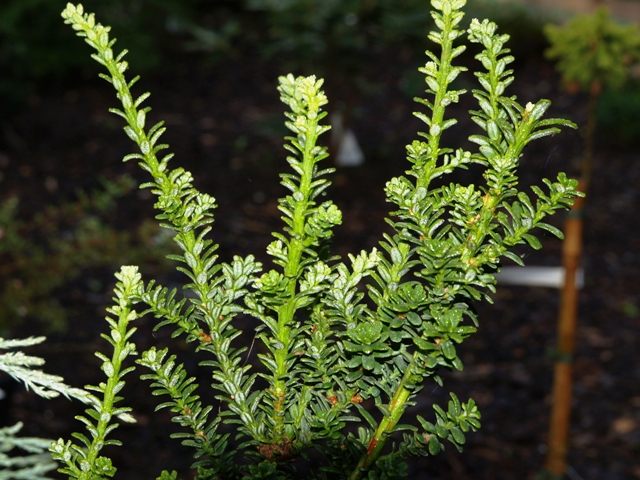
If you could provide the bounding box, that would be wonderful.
[55,1,582,478]
[544,6,640,91]
[0,174,175,335]
[50,266,141,479]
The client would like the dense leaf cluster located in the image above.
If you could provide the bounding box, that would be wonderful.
[54,1,582,478]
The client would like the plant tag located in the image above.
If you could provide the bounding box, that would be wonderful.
[336,129,365,167]
[495,266,584,288]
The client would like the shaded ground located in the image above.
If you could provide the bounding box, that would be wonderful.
[1,39,639,480]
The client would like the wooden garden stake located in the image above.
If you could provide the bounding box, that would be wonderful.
[545,82,595,479]
[544,182,584,478]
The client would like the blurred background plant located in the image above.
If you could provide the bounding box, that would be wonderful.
[213,0,554,70]
[0,0,556,116]
[545,6,640,92]
[0,174,176,336]
[0,0,199,115]
[243,0,433,68]
[0,421,57,479]
[545,6,640,183]
[0,335,95,478]
[596,80,640,147]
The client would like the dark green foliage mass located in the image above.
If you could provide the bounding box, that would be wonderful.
[50,1,582,478]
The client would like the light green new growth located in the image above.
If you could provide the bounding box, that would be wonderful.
[50,266,141,479]
[56,1,582,478]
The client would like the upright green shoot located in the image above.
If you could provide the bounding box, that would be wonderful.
[54,1,582,478]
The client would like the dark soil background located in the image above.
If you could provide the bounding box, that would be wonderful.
[1,18,639,480]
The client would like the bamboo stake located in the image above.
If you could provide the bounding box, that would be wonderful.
[544,184,585,478]
[544,78,598,479]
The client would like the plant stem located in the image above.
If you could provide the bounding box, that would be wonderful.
[82,279,138,478]
[271,104,321,436]
[349,358,416,480]
[421,13,456,191]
